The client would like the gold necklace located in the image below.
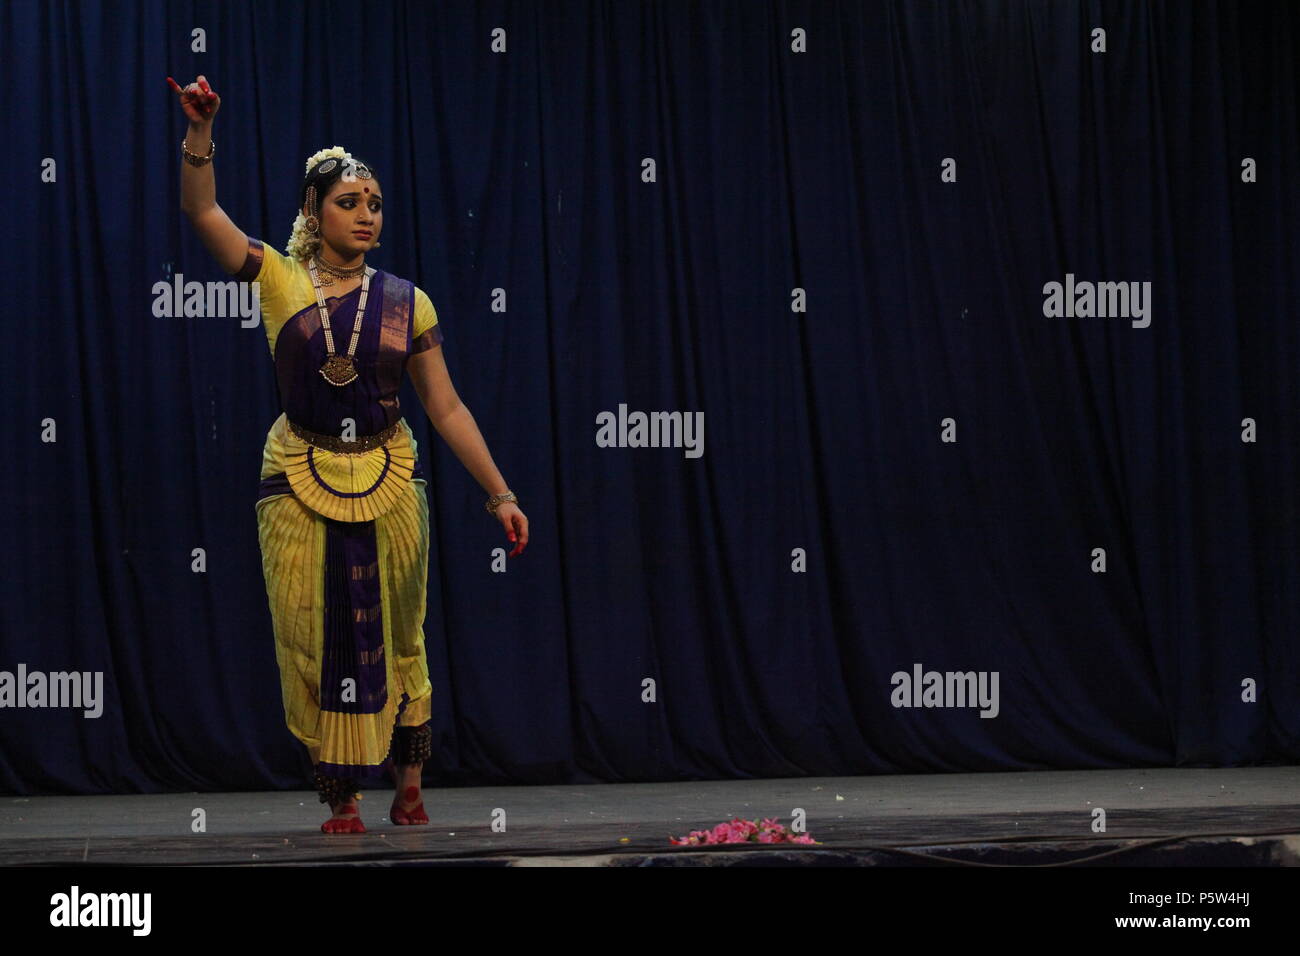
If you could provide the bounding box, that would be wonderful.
[312,252,366,287]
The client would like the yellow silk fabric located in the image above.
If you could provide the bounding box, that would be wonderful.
[256,416,433,771]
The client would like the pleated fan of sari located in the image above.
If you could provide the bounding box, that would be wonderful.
[282,425,416,522]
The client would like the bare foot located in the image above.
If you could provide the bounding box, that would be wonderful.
[390,764,428,825]
[322,796,365,833]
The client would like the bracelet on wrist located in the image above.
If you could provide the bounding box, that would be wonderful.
[182,137,215,167]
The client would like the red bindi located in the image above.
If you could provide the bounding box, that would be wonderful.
[364,187,369,193]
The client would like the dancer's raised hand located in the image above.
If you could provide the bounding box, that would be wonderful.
[166,74,220,124]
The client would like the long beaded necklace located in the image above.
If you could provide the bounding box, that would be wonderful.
[309,258,374,386]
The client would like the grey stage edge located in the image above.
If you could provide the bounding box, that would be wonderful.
[1,767,1298,866]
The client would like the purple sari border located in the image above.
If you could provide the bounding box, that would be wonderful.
[410,323,444,354]
[236,237,265,282]
[257,471,292,501]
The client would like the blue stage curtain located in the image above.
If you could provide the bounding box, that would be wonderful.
[1,0,1296,794]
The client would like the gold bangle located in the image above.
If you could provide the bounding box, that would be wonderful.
[486,491,518,515]
[182,137,215,167]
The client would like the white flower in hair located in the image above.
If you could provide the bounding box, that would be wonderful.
[304,145,352,175]
[285,212,320,261]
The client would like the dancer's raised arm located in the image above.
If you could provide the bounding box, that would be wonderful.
[167,74,249,276]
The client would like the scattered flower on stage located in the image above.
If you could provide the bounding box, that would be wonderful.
[669,817,817,845]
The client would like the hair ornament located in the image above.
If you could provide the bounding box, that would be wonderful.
[287,146,379,259]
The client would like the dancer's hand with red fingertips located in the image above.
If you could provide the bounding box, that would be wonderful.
[496,503,529,557]
[166,73,220,124]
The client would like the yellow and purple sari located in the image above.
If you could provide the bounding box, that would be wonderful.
[239,238,442,799]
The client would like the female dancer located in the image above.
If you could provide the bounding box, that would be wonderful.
[168,74,529,832]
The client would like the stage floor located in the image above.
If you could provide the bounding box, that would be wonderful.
[3,766,1298,866]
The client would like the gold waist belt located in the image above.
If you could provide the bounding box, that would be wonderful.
[287,418,400,454]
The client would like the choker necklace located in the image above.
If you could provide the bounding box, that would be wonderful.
[309,259,374,385]
[312,252,366,287]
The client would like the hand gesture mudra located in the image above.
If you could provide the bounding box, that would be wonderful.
[495,502,529,558]
[165,74,220,123]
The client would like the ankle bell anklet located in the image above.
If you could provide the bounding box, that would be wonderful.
[390,722,432,765]
[314,768,360,806]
